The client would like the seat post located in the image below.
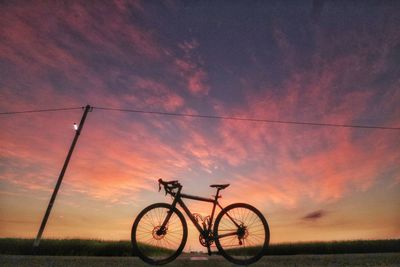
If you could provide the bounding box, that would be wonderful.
[214,188,221,200]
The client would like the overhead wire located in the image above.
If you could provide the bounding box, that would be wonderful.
[0,107,84,115]
[92,106,400,131]
[0,105,398,130]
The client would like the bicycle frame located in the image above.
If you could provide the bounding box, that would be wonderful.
[160,186,240,241]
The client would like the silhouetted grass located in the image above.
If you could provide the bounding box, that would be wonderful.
[226,239,400,255]
[272,239,400,254]
[0,238,398,256]
[0,239,132,256]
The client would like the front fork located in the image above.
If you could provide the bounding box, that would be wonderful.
[159,187,181,233]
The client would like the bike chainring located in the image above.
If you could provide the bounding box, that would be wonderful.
[199,231,214,247]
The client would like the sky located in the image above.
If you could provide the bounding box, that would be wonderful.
[0,0,399,250]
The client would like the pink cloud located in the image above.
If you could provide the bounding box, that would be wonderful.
[174,40,210,96]
[0,108,194,204]
[175,58,195,73]
[62,2,162,60]
[178,39,200,53]
[188,69,209,95]
[131,77,185,111]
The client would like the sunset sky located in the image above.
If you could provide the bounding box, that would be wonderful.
[0,1,399,250]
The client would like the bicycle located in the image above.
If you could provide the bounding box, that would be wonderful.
[131,179,270,265]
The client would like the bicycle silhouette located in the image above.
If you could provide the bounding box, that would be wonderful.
[131,179,270,265]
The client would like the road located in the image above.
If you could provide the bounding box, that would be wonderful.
[0,253,399,266]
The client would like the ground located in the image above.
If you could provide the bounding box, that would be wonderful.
[0,253,399,267]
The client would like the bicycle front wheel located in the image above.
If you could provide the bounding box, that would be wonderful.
[214,203,270,265]
[131,203,187,265]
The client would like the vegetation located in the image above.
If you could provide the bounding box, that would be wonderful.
[267,239,400,255]
[225,239,400,256]
[0,239,132,256]
[0,238,398,256]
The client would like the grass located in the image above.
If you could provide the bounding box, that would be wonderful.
[0,238,399,256]
[0,239,132,256]
[267,239,400,255]
[225,239,400,256]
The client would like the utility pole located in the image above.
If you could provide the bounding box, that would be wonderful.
[33,104,92,248]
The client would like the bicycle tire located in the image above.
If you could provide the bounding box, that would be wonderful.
[214,203,270,265]
[131,203,188,265]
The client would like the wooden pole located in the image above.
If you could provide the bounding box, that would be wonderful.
[33,105,91,247]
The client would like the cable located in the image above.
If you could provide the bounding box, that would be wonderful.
[93,106,400,130]
[0,107,84,115]
[1,105,398,130]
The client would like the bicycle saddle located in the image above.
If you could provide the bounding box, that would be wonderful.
[210,184,230,189]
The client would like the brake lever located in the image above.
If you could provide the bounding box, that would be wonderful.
[158,183,167,196]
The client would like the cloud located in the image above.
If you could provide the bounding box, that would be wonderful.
[174,39,210,96]
[0,219,36,224]
[1,5,399,209]
[302,210,326,221]
[205,32,400,207]
[187,69,209,95]
[178,39,200,54]
[130,77,185,111]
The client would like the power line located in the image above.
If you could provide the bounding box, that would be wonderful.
[1,105,398,130]
[0,107,84,115]
[93,106,400,131]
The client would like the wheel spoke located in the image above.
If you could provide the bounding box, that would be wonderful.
[215,204,269,265]
[132,204,187,265]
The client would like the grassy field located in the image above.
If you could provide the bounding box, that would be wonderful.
[0,253,399,267]
[267,239,400,255]
[0,238,399,256]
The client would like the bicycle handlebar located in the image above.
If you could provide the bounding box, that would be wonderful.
[158,178,181,196]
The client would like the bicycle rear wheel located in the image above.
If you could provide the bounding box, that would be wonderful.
[131,203,187,265]
[214,203,269,265]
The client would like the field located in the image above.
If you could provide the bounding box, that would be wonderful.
[1,253,399,267]
[1,239,399,266]
[1,238,399,256]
